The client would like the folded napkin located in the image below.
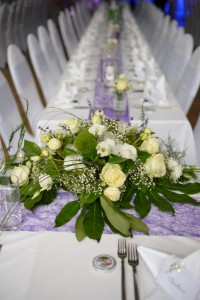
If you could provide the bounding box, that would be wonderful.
[138,246,200,300]
[57,80,78,100]
[143,76,168,106]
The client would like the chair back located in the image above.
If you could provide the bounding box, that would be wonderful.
[0,70,33,153]
[47,19,67,72]
[176,46,200,114]
[0,3,8,68]
[7,44,44,131]
[58,11,74,59]
[27,34,57,102]
[194,114,200,166]
[38,25,62,84]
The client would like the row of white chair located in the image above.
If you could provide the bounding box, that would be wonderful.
[134,2,200,116]
[0,2,93,154]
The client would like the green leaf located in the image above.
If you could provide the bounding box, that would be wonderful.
[162,182,200,195]
[73,132,97,156]
[103,212,128,236]
[80,193,100,208]
[75,212,86,241]
[108,155,126,164]
[124,213,149,235]
[137,150,151,163]
[121,185,136,204]
[134,192,151,218]
[121,160,135,173]
[83,201,104,241]
[160,190,200,206]
[55,200,80,227]
[149,190,175,214]
[24,193,43,209]
[63,148,77,156]
[24,140,41,155]
[38,186,57,206]
[100,196,131,237]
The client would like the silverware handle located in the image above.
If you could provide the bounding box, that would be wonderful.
[133,269,139,300]
[121,260,126,300]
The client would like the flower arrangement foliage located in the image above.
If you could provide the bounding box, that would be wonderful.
[8,110,200,242]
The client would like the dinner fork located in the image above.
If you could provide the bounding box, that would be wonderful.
[128,243,139,300]
[118,239,127,300]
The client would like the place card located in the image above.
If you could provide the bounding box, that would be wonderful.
[157,255,200,300]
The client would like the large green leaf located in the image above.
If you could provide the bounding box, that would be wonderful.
[103,212,128,236]
[83,201,104,241]
[108,155,126,164]
[134,192,151,218]
[137,150,151,163]
[75,211,86,241]
[24,193,43,209]
[160,190,200,206]
[38,186,57,205]
[160,181,200,194]
[121,185,136,204]
[24,140,41,155]
[124,213,149,235]
[55,200,80,227]
[79,193,100,208]
[149,190,175,214]
[100,196,131,237]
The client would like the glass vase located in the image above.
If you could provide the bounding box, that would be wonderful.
[113,93,126,116]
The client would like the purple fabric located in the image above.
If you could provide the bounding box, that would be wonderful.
[18,191,200,237]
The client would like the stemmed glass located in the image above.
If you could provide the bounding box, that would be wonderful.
[0,140,5,174]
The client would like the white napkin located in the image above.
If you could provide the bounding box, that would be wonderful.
[145,57,156,81]
[142,76,168,106]
[138,246,200,300]
[57,80,78,100]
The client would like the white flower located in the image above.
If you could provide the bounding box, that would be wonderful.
[31,156,40,162]
[119,143,137,161]
[16,150,25,163]
[96,139,115,157]
[39,173,53,191]
[144,153,166,178]
[170,165,183,181]
[40,133,51,143]
[60,117,80,135]
[64,155,85,171]
[111,143,123,156]
[11,165,30,185]
[47,138,62,151]
[167,157,179,170]
[91,110,105,124]
[88,124,106,136]
[100,163,126,187]
[103,186,121,201]
[140,137,159,154]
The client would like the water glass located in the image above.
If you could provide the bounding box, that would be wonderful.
[0,175,22,231]
[0,140,5,174]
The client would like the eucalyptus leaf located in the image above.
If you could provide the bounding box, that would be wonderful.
[83,201,104,241]
[124,212,149,235]
[75,212,86,241]
[24,140,41,155]
[100,196,131,237]
[134,192,151,218]
[149,190,175,214]
[55,200,80,227]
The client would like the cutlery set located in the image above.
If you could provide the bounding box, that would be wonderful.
[118,239,139,300]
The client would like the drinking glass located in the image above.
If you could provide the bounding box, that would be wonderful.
[0,140,5,174]
[0,175,22,231]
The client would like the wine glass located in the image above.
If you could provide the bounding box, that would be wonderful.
[0,140,5,174]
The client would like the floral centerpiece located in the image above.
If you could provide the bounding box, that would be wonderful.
[7,110,200,242]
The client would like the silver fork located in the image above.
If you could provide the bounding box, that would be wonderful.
[128,243,139,300]
[118,239,127,300]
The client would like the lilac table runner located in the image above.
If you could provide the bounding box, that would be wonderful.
[18,191,200,237]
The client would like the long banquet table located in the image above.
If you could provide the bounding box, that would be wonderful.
[1,4,200,300]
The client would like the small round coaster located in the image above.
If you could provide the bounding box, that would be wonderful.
[93,254,116,272]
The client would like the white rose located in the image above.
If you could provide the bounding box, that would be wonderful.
[100,163,126,187]
[60,117,80,135]
[16,150,25,163]
[170,165,183,181]
[11,165,30,185]
[140,137,159,154]
[144,153,166,178]
[91,110,105,124]
[88,124,106,136]
[119,143,137,161]
[47,138,62,150]
[96,139,115,157]
[103,186,121,201]
[64,154,85,171]
[38,173,53,191]
[116,79,128,92]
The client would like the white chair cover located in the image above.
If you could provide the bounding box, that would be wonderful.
[47,19,68,73]
[176,46,200,114]
[65,8,79,47]
[194,113,200,166]
[37,25,62,84]
[0,71,34,154]
[27,34,57,102]
[0,3,8,68]
[5,2,15,48]
[7,44,44,132]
